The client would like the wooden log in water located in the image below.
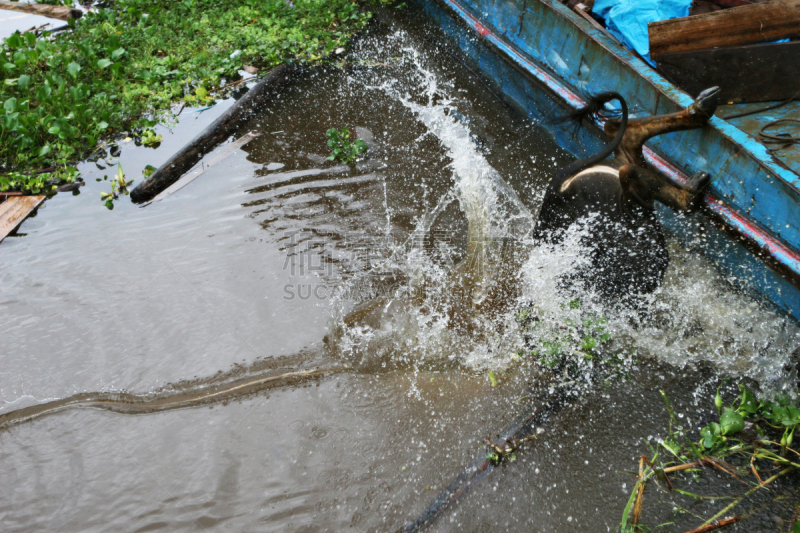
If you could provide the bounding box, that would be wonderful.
[0,0,82,21]
[145,130,263,204]
[130,64,296,203]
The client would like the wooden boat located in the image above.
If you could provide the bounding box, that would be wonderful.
[411,0,800,321]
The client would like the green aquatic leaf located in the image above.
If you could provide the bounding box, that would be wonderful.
[67,62,81,78]
[737,384,759,414]
[782,405,800,427]
[719,408,744,435]
[581,336,597,352]
[700,423,721,449]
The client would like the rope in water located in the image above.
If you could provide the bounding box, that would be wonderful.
[400,388,569,532]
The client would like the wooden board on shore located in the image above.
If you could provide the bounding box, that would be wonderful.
[0,0,82,21]
[649,0,800,59]
[0,195,45,243]
[656,41,800,103]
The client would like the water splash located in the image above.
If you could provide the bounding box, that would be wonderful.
[517,221,800,394]
[329,34,534,370]
[330,30,800,393]
[622,241,800,393]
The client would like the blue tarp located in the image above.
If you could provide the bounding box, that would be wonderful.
[592,0,692,66]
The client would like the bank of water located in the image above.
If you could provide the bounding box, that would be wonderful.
[1,9,798,532]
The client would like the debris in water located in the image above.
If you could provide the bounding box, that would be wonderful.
[0,195,45,242]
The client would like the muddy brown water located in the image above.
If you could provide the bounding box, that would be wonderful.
[2,9,800,532]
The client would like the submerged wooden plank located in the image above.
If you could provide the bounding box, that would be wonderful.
[130,64,296,203]
[0,0,82,21]
[649,0,800,59]
[146,131,262,204]
[657,41,800,103]
[0,196,45,242]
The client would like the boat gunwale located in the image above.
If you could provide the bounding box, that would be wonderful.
[544,0,800,196]
[420,0,800,287]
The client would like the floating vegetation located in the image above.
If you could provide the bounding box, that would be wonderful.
[141,164,157,178]
[139,129,163,147]
[326,126,368,163]
[0,164,77,195]
[98,164,133,209]
[620,385,800,532]
[1,0,379,192]
[485,437,520,465]
[514,298,637,390]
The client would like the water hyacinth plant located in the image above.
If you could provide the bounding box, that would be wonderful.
[326,126,368,163]
[1,0,377,195]
[620,384,800,532]
[98,165,133,209]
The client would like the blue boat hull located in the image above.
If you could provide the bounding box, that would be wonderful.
[413,0,800,321]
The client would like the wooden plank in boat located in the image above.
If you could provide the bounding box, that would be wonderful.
[656,41,800,103]
[649,0,800,59]
[572,4,623,47]
[0,195,45,242]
